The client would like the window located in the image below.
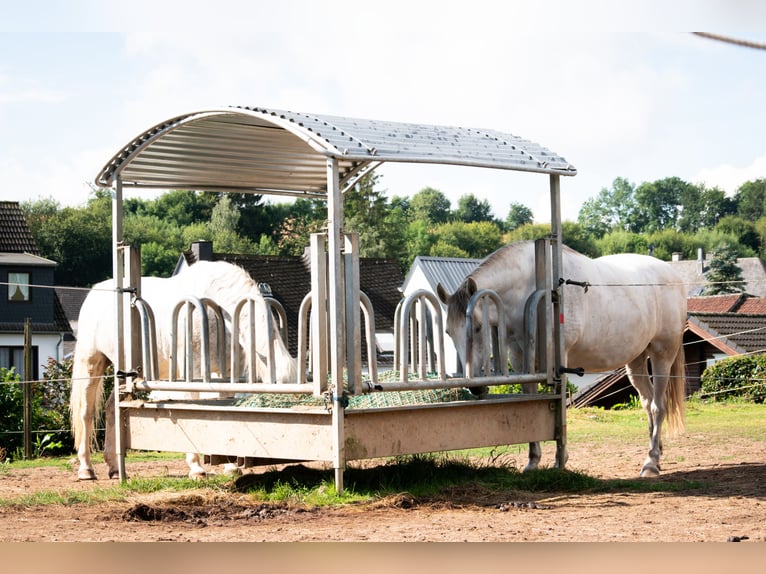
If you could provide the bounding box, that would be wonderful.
[0,346,39,381]
[8,272,30,302]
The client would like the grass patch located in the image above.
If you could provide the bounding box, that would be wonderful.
[3,402,762,508]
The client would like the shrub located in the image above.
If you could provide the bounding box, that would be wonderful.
[700,354,766,403]
[0,358,74,460]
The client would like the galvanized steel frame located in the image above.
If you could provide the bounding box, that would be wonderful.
[103,107,575,491]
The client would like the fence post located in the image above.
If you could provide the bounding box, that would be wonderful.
[23,317,33,460]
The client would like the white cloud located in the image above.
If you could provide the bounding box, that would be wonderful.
[692,154,766,195]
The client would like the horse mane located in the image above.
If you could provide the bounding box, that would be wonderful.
[449,279,474,318]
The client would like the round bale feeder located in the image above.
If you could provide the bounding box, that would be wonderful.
[96,106,577,492]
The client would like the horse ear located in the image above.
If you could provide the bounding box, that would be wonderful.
[465,277,477,296]
[436,283,450,304]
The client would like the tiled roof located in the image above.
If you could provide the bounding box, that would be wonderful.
[0,201,40,255]
[55,287,90,323]
[688,313,766,355]
[196,250,404,356]
[734,298,766,314]
[687,294,746,313]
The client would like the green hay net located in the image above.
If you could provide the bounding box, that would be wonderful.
[233,370,478,410]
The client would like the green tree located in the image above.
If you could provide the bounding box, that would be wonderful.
[714,215,760,253]
[595,230,650,256]
[26,191,113,286]
[403,220,437,268]
[702,242,746,295]
[634,177,692,232]
[430,221,502,259]
[577,177,640,237]
[275,198,326,256]
[454,194,494,223]
[126,190,217,227]
[678,183,735,233]
[409,187,451,224]
[505,202,534,232]
[208,194,256,254]
[734,178,766,221]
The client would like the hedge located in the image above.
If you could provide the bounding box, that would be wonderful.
[700,354,766,403]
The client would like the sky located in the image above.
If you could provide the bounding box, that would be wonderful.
[2,1,766,224]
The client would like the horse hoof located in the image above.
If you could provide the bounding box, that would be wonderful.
[522,462,539,473]
[223,463,243,476]
[188,470,207,481]
[640,464,660,478]
[78,469,97,480]
[108,470,120,479]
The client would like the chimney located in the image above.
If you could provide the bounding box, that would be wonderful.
[698,248,705,274]
[191,240,214,262]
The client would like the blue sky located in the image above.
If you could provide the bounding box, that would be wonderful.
[2,1,765,223]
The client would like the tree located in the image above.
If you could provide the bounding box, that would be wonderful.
[634,177,691,232]
[343,173,397,258]
[735,178,766,221]
[409,187,451,224]
[505,202,534,232]
[702,242,746,295]
[454,193,494,223]
[430,221,503,259]
[29,191,113,286]
[577,177,640,237]
[678,183,735,233]
[126,189,217,227]
[714,215,760,253]
[208,194,256,254]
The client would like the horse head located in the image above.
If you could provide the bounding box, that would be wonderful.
[437,277,487,376]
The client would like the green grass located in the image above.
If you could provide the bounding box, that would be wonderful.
[2,401,764,508]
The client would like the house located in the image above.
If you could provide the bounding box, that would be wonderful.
[669,249,766,296]
[401,255,481,375]
[0,201,71,380]
[176,241,405,362]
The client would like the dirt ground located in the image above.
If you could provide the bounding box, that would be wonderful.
[1,426,765,544]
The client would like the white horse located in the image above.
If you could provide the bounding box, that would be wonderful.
[70,261,297,480]
[437,240,687,477]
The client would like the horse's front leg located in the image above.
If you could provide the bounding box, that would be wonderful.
[185,453,207,480]
[524,442,542,472]
[520,381,544,472]
[103,388,120,479]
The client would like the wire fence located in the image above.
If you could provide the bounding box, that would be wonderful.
[3,271,766,460]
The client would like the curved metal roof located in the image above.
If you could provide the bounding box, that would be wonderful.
[96,106,576,198]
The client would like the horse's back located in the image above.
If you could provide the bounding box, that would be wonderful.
[564,252,686,371]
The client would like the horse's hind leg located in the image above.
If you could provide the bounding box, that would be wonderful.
[626,354,666,477]
[71,353,108,480]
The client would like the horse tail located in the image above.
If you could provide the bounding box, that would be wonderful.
[69,350,107,451]
[664,344,686,436]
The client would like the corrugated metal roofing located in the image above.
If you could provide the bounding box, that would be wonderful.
[406,255,482,295]
[96,106,576,197]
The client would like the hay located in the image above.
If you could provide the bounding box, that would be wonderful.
[233,370,477,410]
